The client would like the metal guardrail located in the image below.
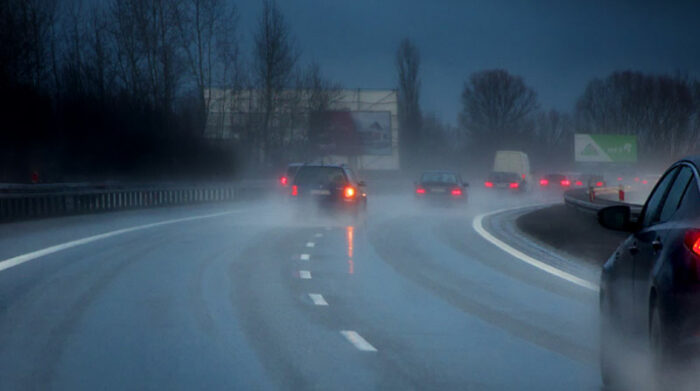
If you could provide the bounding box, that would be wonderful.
[0,181,273,222]
[564,187,643,216]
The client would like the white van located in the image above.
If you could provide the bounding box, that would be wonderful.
[493,150,533,189]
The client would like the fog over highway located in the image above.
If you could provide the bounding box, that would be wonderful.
[0,190,608,390]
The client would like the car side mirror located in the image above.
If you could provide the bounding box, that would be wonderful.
[598,206,635,232]
[358,180,366,187]
[463,182,469,188]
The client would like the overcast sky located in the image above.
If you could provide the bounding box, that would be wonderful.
[236,0,700,125]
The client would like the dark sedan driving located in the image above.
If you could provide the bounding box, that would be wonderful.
[414,171,468,204]
[289,164,367,215]
[598,156,700,387]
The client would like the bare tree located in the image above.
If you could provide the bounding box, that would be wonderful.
[110,0,182,113]
[395,38,422,169]
[252,0,299,164]
[174,0,239,134]
[459,69,538,151]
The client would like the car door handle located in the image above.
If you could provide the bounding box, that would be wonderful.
[652,239,663,252]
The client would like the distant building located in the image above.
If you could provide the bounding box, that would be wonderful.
[203,88,399,170]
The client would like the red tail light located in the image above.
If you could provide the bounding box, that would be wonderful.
[561,179,571,187]
[280,176,288,186]
[634,177,640,182]
[451,188,462,196]
[416,187,426,194]
[485,181,494,188]
[539,179,549,186]
[617,177,623,181]
[344,186,356,198]
[575,180,583,186]
[684,230,700,256]
[642,179,648,185]
[291,185,298,196]
[509,182,519,189]
[596,181,604,187]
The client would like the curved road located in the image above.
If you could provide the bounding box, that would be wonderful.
[0,191,602,390]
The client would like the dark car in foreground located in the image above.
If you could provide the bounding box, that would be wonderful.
[414,171,468,204]
[598,156,700,387]
[484,171,526,192]
[289,164,367,215]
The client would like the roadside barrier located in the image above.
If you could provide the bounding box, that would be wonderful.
[0,182,270,222]
[564,187,643,216]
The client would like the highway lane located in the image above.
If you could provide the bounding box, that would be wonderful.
[0,191,602,390]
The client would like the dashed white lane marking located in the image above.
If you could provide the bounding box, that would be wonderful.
[308,293,328,306]
[472,207,599,292]
[300,254,310,261]
[0,210,243,274]
[340,330,377,352]
[306,242,315,248]
[299,270,312,279]
[314,233,323,238]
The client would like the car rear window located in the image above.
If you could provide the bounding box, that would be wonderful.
[545,174,566,182]
[294,167,347,186]
[489,172,520,182]
[421,172,458,184]
[286,165,301,177]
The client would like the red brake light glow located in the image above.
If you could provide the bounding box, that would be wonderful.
[684,230,700,256]
[596,181,604,187]
[344,186,356,198]
[291,185,298,196]
[634,177,640,182]
[539,179,549,186]
[416,187,426,194]
[509,182,519,189]
[575,180,583,186]
[485,181,494,188]
[617,177,623,181]
[451,188,462,196]
[561,179,571,187]
[280,176,288,186]
[642,179,648,184]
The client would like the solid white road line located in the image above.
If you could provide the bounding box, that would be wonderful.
[299,270,312,279]
[472,207,599,292]
[308,293,328,306]
[306,242,315,248]
[340,330,377,352]
[0,210,243,274]
[300,254,310,261]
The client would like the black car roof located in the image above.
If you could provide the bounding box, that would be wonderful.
[680,155,700,169]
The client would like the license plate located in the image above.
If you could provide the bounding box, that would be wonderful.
[431,187,445,193]
[311,189,331,195]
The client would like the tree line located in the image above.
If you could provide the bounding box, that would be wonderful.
[397,41,700,173]
[2,0,698,182]
[0,0,341,182]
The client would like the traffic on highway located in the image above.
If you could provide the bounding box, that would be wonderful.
[2,1,700,390]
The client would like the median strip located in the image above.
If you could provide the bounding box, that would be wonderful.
[472,207,599,292]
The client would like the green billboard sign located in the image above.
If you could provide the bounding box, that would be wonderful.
[574,134,637,163]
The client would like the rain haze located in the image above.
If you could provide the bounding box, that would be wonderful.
[1,0,700,390]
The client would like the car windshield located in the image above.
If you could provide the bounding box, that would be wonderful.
[2,0,697,389]
[421,172,458,184]
[294,167,346,186]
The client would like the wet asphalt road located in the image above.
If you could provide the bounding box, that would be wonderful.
[0,190,603,390]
